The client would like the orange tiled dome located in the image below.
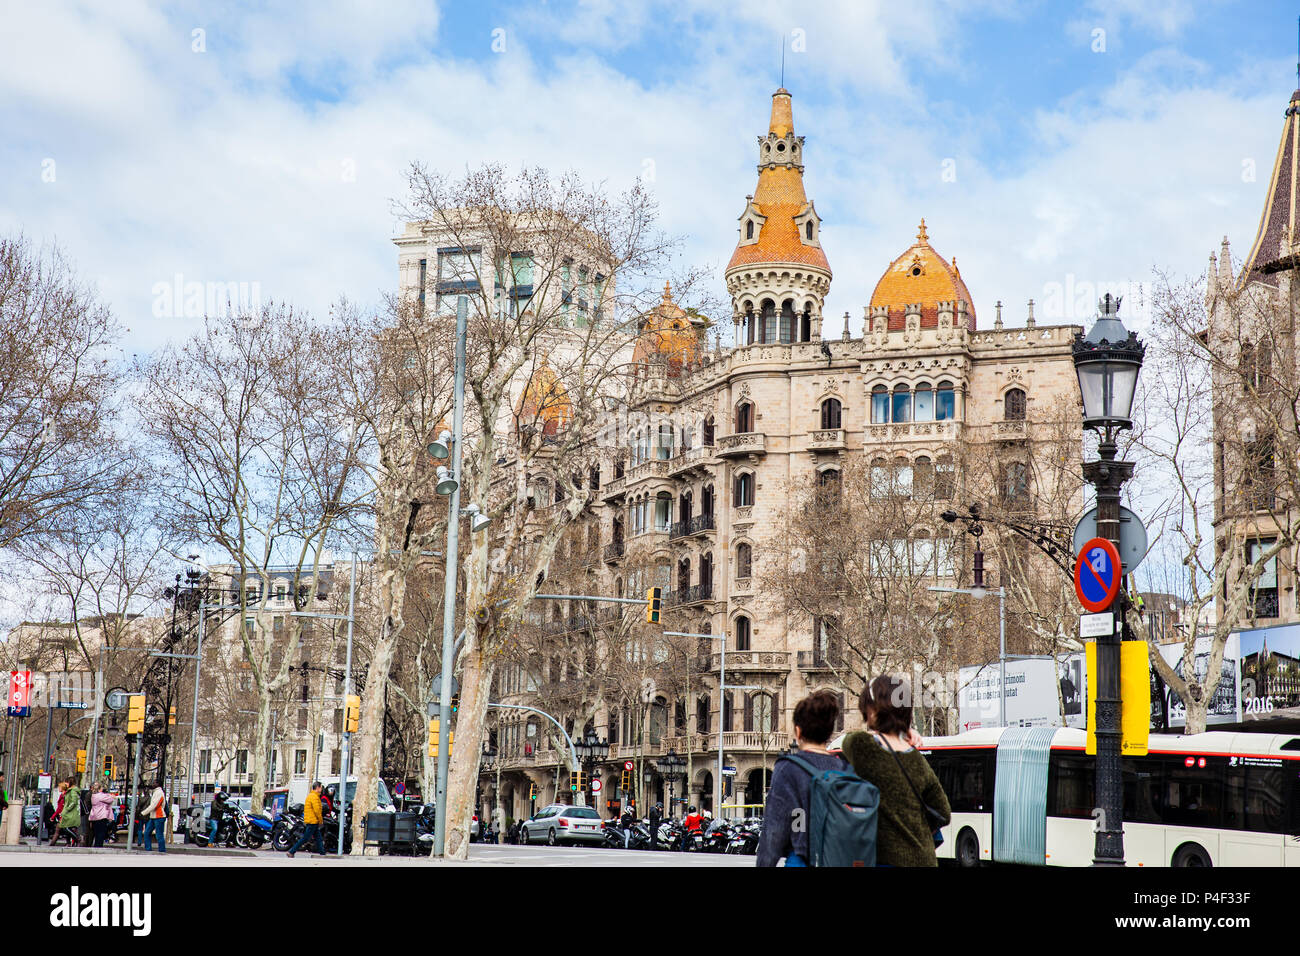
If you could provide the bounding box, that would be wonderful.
[726,89,830,274]
[869,219,976,330]
[632,282,704,373]
[515,360,571,436]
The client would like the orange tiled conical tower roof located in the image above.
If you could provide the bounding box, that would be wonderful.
[726,89,831,274]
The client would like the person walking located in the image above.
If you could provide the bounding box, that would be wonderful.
[89,783,114,847]
[756,690,849,867]
[141,781,168,853]
[840,675,950,867]
[49,780,68,845]
[648,802,663,849]
[0,771,8,838]
[57,778,82,847]
[287,781,325,858]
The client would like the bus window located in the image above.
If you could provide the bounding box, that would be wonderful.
[1160,756,1224,829]
[1245,765,1286,833]
[1048,753,1093,819]
[948,753,990,813]
[1122,760,1162,825]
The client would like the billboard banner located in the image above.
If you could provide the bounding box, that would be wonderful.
[1153,634,1241,729]
[1238,623,1300,722]
[958,658,1072,731]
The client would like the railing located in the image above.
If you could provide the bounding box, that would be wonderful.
[603,540,625,562]
[625,459,670,484]
[601,476,627,500]
[704,651,790,671]
[669,512,716,539]
[1253,589,1280,619]
[808,428,846,450]
[993,419,1028,439]
[864,421,961,443]
[668,444,715,475]
[796,650,845,670]
[660,732,788,753]
[715,432,766,457]
[664,583,713,607]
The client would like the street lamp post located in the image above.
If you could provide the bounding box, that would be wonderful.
[571,729,608,809]
[1072,293,1144,868]
[656,750,685,815]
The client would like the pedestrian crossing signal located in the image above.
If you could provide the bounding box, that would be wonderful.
[645,587,662,624]
[428,718,439,758]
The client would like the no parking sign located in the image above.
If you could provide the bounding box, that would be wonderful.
[1075,537,1121,613]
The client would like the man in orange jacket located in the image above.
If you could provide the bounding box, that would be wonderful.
[287,781,326,857]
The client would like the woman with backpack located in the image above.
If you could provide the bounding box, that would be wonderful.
[841,675,951,867]
[756,689,848,867]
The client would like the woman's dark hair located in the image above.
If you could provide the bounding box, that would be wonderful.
[793,689,840,744]
[858,675,912,736]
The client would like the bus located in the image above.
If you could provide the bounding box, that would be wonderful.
[920,727,1300,867]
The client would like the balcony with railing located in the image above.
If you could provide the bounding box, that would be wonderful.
[703,650,790,672]
[796,649,845,671]
[600,475,627,501]
[625,459,670,486]
[669,512,716,540]
[864,420,962,443]
[668,444,715,477]
[603,539,625,563]
[660,731,788,754]
[664,582,714,607]
[807,428,846,452]
[715,432,766,458]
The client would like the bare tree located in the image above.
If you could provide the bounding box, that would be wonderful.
[0,235,131,550]
[137,308,372,806]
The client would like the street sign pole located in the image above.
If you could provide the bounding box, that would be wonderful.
[38,704,53,845]
[125,734,143,852]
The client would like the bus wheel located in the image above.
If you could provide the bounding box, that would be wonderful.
[1172,843,1211,868]
[956,828,980,868]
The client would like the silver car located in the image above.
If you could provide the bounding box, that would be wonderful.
[521,804,605,846]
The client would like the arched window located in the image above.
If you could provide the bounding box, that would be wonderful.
[746,691,776,733]
[871,385,889,424]
[703,414,715,445]
[892,456,913,497]
[702,483,715,518]
[734,472,755,507]
[936,381,956,421]
[649,696,667,745]
[657,422,674,460]
[677,558,691,591]
[914,456,934,499]
[736,542,753,578]
[780,299,795,343]
[806,221,814,240]
[800,304,812,342]
[735,401,754,433]
[1004,388,1026,421]
[935,454,955,499]
[816,469,841,508]
[654,491,672,531]
[914,382,934,422]
[700,552,714,594]
[760,299,776,344]
[870,457,889,498]
[892,385,912,423]
[696,695,711,734]
[820,398,842,430]
[1001,461,1029,505]
[734,615,751,651]
[746,220,754,240]
[745,304,756,345]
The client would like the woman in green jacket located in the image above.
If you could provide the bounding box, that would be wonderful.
[841,675,951,867]
[58,779,82,846]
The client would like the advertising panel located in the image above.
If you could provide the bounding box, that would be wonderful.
[1238,623,1300,722]
[958,658,1068,730]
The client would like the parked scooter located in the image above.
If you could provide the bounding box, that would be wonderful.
[602,818,651,850]
[726,818,762,855]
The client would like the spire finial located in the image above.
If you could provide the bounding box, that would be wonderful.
[781,34,785,89]
[917,218,928,243]
[662,280,672,302]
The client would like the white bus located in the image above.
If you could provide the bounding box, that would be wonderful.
[920,727,1300,867]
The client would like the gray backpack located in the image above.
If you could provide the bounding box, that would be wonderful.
[780,754,879,867]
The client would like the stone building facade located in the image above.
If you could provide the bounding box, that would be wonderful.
[395,90,1084,821]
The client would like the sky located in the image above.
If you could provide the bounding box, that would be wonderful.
[0,0,1295,352]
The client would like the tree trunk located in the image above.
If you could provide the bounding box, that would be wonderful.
[351,621,398,851]
[251,694,270,810]
[444,644,493,859]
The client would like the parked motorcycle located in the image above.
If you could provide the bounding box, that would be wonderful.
[726,819,761,855]
[602,819,651,850]
[271,807,302,852]
[701,818,735,853]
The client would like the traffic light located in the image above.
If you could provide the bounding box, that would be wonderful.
[427,718,439,758]
[621,769,632,791]
[570,771,583,793]
[168,706,176,726]
[76,750,86,773]
[126,694,146,735]
[528,782,538,802]
[450,694,459,715]
[645,586,662,624]
[102,755,114,778]
[344,694,360,734]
